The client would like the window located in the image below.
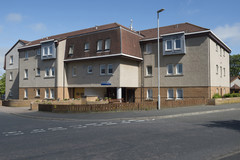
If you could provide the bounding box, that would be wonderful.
[223,68,226,77]
[49,46,53,55]
[87,65,92,74]
[36,68,40,76]
[45,89,49,99]
[51,67,55,77]
[36,49,41,55]
[25,52,28,59]
[84,43,90,51]
[107,64,113,75]
[145,43,152,54]
[216,88,219,94]
[220,66,222,78]
[97,40,103,52]
[43,47,48,56]
[220,48,222,57]
[9,72,13,81]
[174,39,181,50]
[50,89,54,99]
[24,89,28,98]
[216,44,218,52]
[167,89,174,100]
[146,66,152,76]
[9,89,12,97]
[167,64,173,75]
[36,89,40,97]
[24,69,28,79]
[68,46,74,55]
[10,56,13,64]
[45,68,50,77]
[147,89,153,100]
[176,89,183,100]
[105,39,110,51]
[72,66,77,76]
[176,64,183,74]
[223,50,225,57]
[100,64,106,75]
[216,65,219,75]
[165,40,172,51]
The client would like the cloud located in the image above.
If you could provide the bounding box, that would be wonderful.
[213,23,240,46]
[6,13,22,22]
[30,23,47,32]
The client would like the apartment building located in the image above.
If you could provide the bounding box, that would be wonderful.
[4,40,28,99]
[4,22,231,106]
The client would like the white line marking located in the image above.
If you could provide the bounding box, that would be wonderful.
[30,129,46,134]
[121,120,131,124]
[48,127,67,131]
[69,125,87,129]
[85,123,97,126]
[135,120,145,122]
[2,131,24,136]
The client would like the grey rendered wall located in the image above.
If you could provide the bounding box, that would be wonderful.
[143,36,209,87]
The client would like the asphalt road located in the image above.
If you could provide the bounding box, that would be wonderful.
[1,105,240,160]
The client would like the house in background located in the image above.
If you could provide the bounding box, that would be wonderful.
[4,40,28,99]
[4,22,231,107]
[230,76,240,93]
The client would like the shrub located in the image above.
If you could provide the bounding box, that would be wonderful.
[223,93,231,98]
[213,93,222,99]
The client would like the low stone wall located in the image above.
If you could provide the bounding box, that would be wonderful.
[2,100,33,107]
[39,102,158,113]
[212,97,240,105]
[161,98,208,108]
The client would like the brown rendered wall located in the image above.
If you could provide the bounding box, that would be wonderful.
[56,87,70,100]
[65,28,121,60]
[135,87,210,107]
[19,87,56,100]
[121,28,142,58]
[210,86,230,98]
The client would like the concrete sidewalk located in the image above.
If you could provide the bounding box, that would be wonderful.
[1,103,240,121]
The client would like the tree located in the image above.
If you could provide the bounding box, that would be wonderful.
[230,54,240,77]
[0,73,6,99]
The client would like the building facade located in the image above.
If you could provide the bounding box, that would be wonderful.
[4,22,231,106]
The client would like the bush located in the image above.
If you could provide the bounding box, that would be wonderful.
[223,93,232,98]
[213,93,222,99]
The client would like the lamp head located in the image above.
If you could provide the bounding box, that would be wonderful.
[157,9,165,13]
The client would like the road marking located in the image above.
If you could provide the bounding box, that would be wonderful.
[105,122,117,125]
[121,120,131,124]
[85,123,97,126]
[30,129,46,134]
[135,120,145,122]
[2,131,24,136]
[48,127,67,131]
[69,125,87,129]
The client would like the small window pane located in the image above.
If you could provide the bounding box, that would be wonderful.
[146,44,152,54]
[45,68,50,77]
[166,40,172,50]
[45,89,49,98]
[69,46,74,55]
[167,64,173,74]
[36,89,40,97]
[50,89,54,99]
[88,65,92,73]
[85,43,89,51]
[36,68,40,76]
[100,65,106,75]
[147,89,153,99]
[168,89,174,99]
[10,56,13,64]
[49,46,53,55]
[177,89,183,99]
[25,52,28,59]
[51,67,55,76]
[175,39,181,49]
[24,89,28,98]
[108,64,113,74]
[97,40,103,51]
[44,47,48,55]
[72,67,77,76]
[105,39,110,51]
[24,69,28,78]
[146,66,152,76]
[176,64,183,74]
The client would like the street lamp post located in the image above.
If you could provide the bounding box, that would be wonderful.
[157,9,164,110]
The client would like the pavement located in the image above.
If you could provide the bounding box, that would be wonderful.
[1,103,240,121]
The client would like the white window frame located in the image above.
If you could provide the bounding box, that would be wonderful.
[68,46,74,55]
[147,89,153,100]
[176,64,183,75]
[24,69,28,79]
[87,65,93,74]
[43,47,48,56]
[165,40,172,51]
[174,39,181,50]
[10,55,13,64]
[105,39,110,51]
[176,88,183,100]
[51,67,55,77]
[25,51,28,59]
[97,40,103,52]
[167,64,173,75]
[24,89,28,98]
[145,43,152,54]
[167,89,174,100]
[84,42,90,51]
[50,89,54,99]
[36,68,40,76]
[45,68,50,77]
[36,89,40,97]
[48,46,53,55]
[10,72,13,81]
[146,66,152,76]
[100,64,106,75]
[72,66,77,77]
[107,64,113,75]
[45,89,49,99]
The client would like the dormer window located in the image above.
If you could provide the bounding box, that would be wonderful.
[163,33,185,55]
[84,43,90,51]
[69,46,74,55]
[97,40,103,52]
[174,39,181,50]
[43,47,48,56]
[49,46,53,55]
[105,39,110,51]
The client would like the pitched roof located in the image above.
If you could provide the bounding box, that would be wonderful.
[230,76,240,82]
[231,84,240,90]
[140,22,209,40]
[23,23,139,47]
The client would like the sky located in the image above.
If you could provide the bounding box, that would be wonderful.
[0,0,240,76]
